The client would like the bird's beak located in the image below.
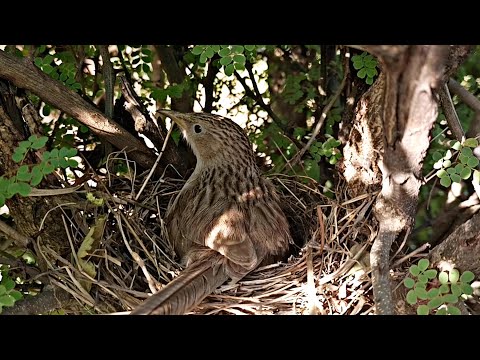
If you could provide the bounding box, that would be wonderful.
[158,109,190,130]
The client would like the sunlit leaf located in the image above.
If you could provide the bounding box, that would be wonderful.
[463,138,478,148]
[417,305,430,315]
[406,290,417,305]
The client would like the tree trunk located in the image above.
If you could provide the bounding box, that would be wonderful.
[342,45,471,314]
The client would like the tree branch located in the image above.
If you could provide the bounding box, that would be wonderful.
[154,46,192,112]
[0,50,157,174]
[0,218,32,248]
[98,45,115,118]
[438,82,465,141]
[234,69,302,149]
[288,55,349,168]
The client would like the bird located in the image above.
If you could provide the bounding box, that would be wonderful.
[130,109,292,315]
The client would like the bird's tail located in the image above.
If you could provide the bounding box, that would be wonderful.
[130,253,229,315]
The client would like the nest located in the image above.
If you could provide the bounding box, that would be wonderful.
[33,150,395,315]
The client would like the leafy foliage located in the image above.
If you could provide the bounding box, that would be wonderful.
[0,265,23,313]
[0,135,78,207]
[352,52,378,85]
[404,258,475,315]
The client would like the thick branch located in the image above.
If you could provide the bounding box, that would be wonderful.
[0,50,156,173]
[429,211,480,278]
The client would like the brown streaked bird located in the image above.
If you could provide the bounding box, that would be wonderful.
[130,110,292,315]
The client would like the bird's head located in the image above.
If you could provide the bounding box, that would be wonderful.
[158,110,256,169]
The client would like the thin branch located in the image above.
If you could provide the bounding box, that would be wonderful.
[448,78,480,113]
[438,82,465,141]
[234,69,302,149]
[0,50,157,173]
[203,57,219,113]
[0,219,31,247]
[288,55,349,168]
[98,45,115,118]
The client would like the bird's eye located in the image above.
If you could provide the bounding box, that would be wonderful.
[194,124,203,134]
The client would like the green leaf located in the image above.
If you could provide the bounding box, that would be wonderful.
[232,45,244,53]
[461,147,473,157]
[439,284,450,294]
[42,64,54,74]
[357,68,367,79]
[436,169,447,178]
[418,258,429,271]
[450,174,461,183]
[439,176,451,187]
[403,277,415,289]
[449,269,460,283]
[417,305,430,315]
[42,162,55,174]
[59,158,69,168]
[0,294,15,307]
[460,271,475,283]
[234,62,245,71]
[417,274,428,284]
[460,167,472,179]
[16,182,31,197]
[3,278,15,291]
[409,265,420,276]
[0,194,5,207]
[454,163,464,174]
[436,308,448,315]
[210,45,220,52]
[34,57,43,67]
[432,151,443,161]
[50,148,59,158]
[365,77,374,85]
[459,154,469,164]
[467,156,479,168]
[199,52,208,64]
[424,269,437,279]
[415,286,428,300]
[406,289,417,305]
[9,290,22,301]
[439,271,449,284]
[204,47,214,59]
[446,167,455,174]
[233,54,246,64]
[50,158,60,168]
[12,152,24,163]
[351,54,363,63]
[450,283,462,297]
[304,159,320,182]
[427,296,444,309]
[450,141,462,151]
[443,159,452,168]
[460,283,473,295]
[474,170,480,184]
[64,148,77,157]
[30,166,43,186]
[442,293,458,303]
[67,159,78,168]
[224,63,234,76]
[17,165,32,182]
[191,45,204,55]
[219,56,232,66]
[366,68,376,77]
[219,47,231,57]
[463,138,478,148]
[43,54,54,64]
[244,45,255,51]
[427,288,440,299]
[447,306,461,315]
[0,285,5,295]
